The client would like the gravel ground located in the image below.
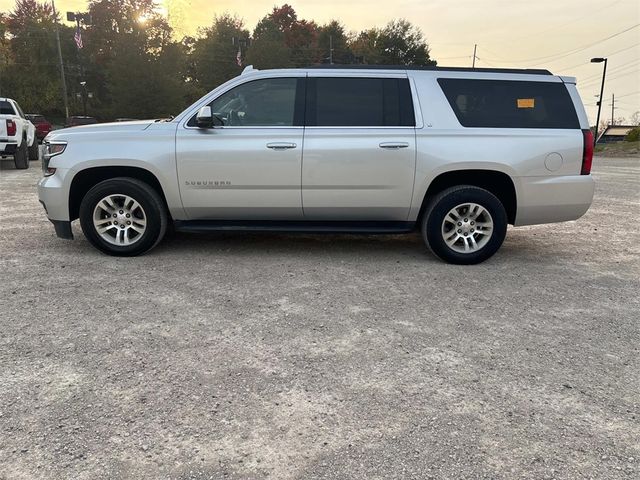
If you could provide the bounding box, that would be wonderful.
[0,156,639,479]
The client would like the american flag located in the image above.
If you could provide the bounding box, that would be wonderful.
[74,25,83,49]
[236,46,242,67]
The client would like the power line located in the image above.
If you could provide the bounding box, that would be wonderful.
[581,68,640,88]
[488,0,625,43]
[578,57,640,83]
[616,90,640,99]
[556,43,640,73]
[480,23,639,65]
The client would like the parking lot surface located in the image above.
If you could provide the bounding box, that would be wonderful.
[0,156,638,479]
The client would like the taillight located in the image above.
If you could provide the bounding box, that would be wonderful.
[6,119,16,136]
[581,129,594,175]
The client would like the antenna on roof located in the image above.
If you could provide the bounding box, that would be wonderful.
[242,65,257,75]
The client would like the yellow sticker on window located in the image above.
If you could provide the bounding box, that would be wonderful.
[517,98,535,108]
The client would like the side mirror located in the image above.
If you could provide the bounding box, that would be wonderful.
[196,106,214,128]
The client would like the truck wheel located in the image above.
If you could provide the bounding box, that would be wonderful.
[13,140,29,169]
[28,139,39,161]
[421,185,507,265]
[79,177,168,256]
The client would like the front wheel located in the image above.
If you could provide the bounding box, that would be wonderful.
[79,178,168,256]
[422,186,507,265]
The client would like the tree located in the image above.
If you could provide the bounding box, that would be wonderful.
[1,0,77,117]
[317,20,352,64]
[247,5,318,68]
[85,0,187,119]
[350,19,435,66]
[246,16,292,69]
[190,14,249,91]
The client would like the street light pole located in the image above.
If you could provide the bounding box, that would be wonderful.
[51,0,69,122]
[591,57,607,147]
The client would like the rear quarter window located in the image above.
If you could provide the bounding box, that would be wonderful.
[438,78,579,129]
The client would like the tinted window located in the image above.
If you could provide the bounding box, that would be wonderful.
[438,78,579,129]
[0,101,15,115]
[28,115,46,123]
[188,78,302,127]
[306,77,415,127]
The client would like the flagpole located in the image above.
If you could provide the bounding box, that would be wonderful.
[51,0,69,121]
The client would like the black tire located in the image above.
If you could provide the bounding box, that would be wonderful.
[421,185,507,265]
[28,139,39,161]
[13,140,29,169]
[79,177,168,256]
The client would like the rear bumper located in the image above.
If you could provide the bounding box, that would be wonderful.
[515,175,595,226]
[0,142,17,155]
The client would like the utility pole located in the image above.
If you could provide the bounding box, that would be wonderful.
[329,35,334,65]
[52,0,69,121]
[472,44,478,68]
[611,93,615,125]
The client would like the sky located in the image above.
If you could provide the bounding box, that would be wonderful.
[1,0,639,124]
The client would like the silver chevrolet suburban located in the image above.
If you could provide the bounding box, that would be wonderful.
[38,65,595,264]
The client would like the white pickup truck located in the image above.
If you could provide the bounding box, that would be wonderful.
[0,97,38,169]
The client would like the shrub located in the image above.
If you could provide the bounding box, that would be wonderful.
[625,127,640,142]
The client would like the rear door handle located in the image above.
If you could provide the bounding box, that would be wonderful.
[267,142,297,150]
[379,142,409,149]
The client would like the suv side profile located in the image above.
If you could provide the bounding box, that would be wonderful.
[38,66,595,264]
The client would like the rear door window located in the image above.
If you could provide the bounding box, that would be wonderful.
[306,77,415,127]
[438,78,579,129]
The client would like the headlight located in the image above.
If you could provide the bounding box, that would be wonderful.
[44,141,67,159]
[42,141,67,176]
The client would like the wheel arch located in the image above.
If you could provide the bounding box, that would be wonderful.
[68,166,170,221]
[417,169,517,225]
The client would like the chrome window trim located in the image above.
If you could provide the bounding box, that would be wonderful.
[178,72,306,130]
[179,70,420,131]
[184,125,304,130]
[303,126,416,130]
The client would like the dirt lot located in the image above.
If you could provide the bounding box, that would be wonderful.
[0,156,638,479]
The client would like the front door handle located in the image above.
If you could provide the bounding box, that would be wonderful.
[267,142,297,150]
[379,142,410,149]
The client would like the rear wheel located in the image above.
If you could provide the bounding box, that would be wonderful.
[28,139,39,161]
[422,185,507,264]
[79,177,168,256]
[13,140,29,169]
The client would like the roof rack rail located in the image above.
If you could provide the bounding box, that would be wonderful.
[304,65,553,75]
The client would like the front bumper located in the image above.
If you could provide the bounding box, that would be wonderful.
[515,174,595,226]
[50,219,73,239]
[38,168,72,228]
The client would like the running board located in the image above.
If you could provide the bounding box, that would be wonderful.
[174,220,416,234]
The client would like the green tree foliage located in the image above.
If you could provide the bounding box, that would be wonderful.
[0,0,75,116]
[190,14,249,91]
[0,1,435,120]
[317,21,352,64]
[86,0,185,118]
[351,19,436,66]
[625,127,640,142]
[248,5,318,68]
